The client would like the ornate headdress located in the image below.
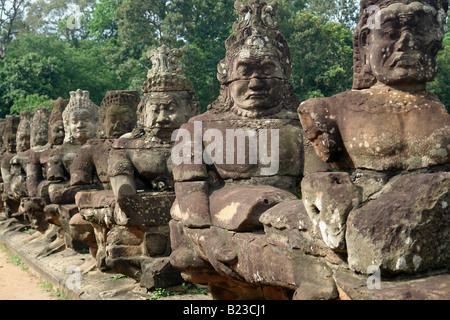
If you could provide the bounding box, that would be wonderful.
[142,45,194,93]
[353,0,448,89]
[136,45,200,132]
[2,115,20,153]
[63,89,99,143]
[48,97,68,144]
[16,110,33,152]
[217,0,292,85]
[30,106,50,148]
[98,90,140,138]
[210,0,298,116]
[50,97,68,125]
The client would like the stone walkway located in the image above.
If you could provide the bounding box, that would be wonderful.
[0,246,56,300]
[0,218,212,301]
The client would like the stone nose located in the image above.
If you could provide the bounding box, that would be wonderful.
[156,109,171,124]
[76,119,87,128]
[248,77,265,90]
[397,29,415,51]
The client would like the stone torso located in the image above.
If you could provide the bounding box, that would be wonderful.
[300,89,450,171]
[111,138,174,190]
[174,109,304,194]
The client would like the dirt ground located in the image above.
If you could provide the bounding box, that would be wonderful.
[0,247,55,300]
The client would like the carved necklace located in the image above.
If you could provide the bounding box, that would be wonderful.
[230,102,284,118]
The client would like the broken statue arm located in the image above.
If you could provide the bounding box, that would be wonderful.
[298,98,341,164]
[172,121,211,228]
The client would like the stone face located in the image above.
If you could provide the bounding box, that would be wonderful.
[62,89,99,145]
[98,90,140,139]
[30,107,50,149]
[346,171,450,275]
[353,0,448,91]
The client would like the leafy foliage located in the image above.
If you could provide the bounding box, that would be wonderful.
[9,94,52,115]
[0,0,448,116]
[428,12,450,113]
[287,10,354,101]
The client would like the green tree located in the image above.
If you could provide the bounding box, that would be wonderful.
[428,12,450,113]
[306,0,359,29]
[0,48,65,116]
[116,0,174,48]
[9,93,52,115]
[88,0,123,40]
[23,0,96,45]
[167,0,236,110]
[287,10,354,102]
[0,0,30,58]
[0,34,130,116]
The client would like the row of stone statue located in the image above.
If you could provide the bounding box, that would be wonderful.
[0,0,449,300]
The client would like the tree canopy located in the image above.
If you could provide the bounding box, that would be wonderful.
[0,0,448,118]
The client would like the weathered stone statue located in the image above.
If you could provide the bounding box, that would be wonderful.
[0,115,20,218]
[298,0,450,298]
[24,99,67,236]
[5,111,34,221]
[9,107,52,228]
[69,90,140,271]
[106,45,200,288]
[43,90,99,255]
[169,0,337,300]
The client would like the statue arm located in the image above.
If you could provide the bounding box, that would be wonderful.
[108,149,136,198]
[172,122,211,227]
[70,144,94,186]
[298,98,341,163]
[26,150,44,197]
[26,162,42,197]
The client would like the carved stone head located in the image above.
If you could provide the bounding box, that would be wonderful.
[3,115,20,154]
[353,0,448,90]
[16,110,33,153]
[63,90,99,145]
[99,91,140,139]
[49,97,68,146]
[215,0,297,117]
[30,107,50,148]
[137,45,200,140]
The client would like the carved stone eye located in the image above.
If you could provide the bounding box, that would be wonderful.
[169,102,178,111]
[238,65,249,75]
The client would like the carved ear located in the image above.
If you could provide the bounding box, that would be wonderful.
[358,26,371,59]
[353,25,376,89]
